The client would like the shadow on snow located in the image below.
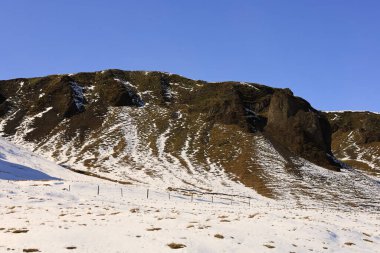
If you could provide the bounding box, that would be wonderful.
[0,159,60,181]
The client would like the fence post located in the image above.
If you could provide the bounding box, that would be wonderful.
[69,185,71,192]
[231,196,233,205]
[147,189,149,199]
[121,188,123,197]
[97,185,99,195]
[191,193,193,202]
[248,197,250,207]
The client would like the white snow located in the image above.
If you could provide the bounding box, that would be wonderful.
[34,107,53,118]
[16,81,25,92]
[324,110,380,115]
[87,85,95,91]
[0,138,379,253]
[0,138,80,181]
[239,82,260,90]
[114,78,136,89]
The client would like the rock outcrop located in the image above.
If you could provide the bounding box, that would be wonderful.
[264,90,338,170]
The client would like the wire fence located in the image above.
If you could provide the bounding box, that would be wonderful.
[57,180,380,215]
[3,178,378,214]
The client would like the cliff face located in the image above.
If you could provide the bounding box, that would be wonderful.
[1,70,378,209]
[264,90,337,170]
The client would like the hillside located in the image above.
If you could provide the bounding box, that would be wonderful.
[0,70,379,210]
[325,111,380,179]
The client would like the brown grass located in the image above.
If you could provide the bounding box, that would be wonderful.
[167,243,186,249]
[146,227,161,231]
[248,213,259,218]
[214,234,224,239]
[12,229,29,233]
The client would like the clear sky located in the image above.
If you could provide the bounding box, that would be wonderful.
[1,0,379,111]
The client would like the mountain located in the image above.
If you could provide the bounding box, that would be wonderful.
[0,70,379,210]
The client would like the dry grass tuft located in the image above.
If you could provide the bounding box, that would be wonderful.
[214,234,224,239]
[23,249,40,252]
[12,229,29,233]
[248,213,259,218]
[167,243,186,249]
[146,227,162,231]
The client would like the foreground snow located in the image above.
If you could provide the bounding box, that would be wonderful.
[1,180,379,253]
[0,138,379,252]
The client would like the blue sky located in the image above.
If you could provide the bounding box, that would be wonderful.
[1,0,379,111]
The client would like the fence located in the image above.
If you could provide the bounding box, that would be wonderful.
[60,180,380,215]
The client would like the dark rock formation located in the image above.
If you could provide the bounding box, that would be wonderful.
[264,90,339,170]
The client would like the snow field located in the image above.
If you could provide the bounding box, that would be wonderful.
[1,179,379,253]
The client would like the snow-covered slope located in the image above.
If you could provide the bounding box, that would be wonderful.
[0,137,68,180]
[0,137,102,183]
[1,134,379,253]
